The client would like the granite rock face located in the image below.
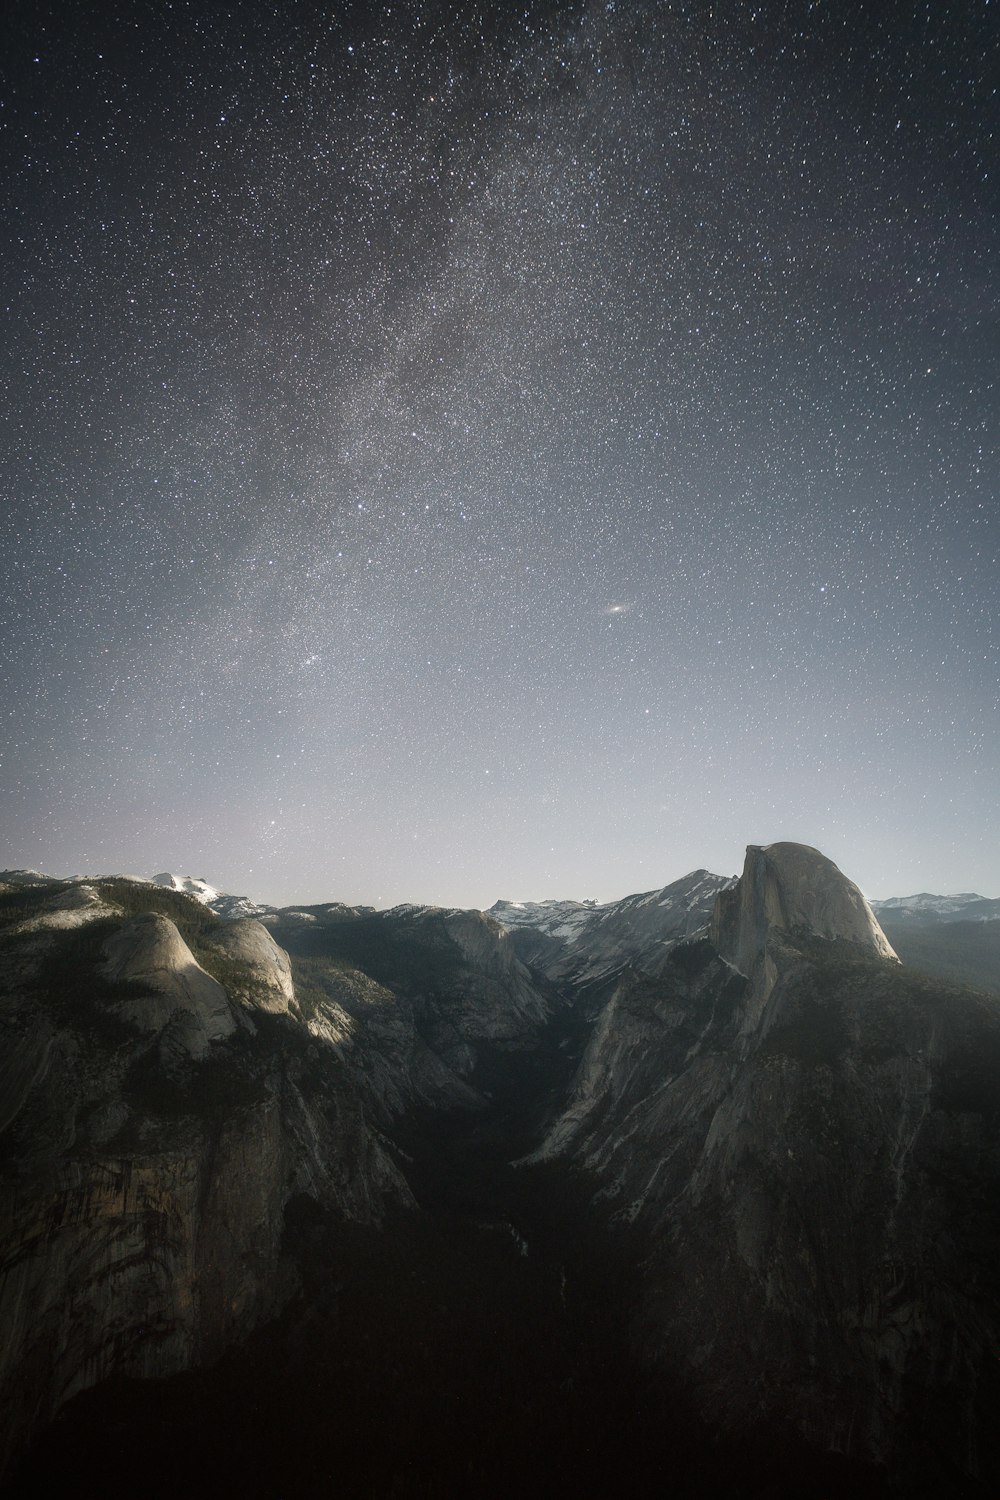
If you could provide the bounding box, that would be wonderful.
[100,912,238,1047]
[434,908,550,1047]
[711,842,897,976]
[299,961,481,1119]
[540,844,1000,1487]
[202,918,295,1013]
[269,902,552,1085]
[0,880,557,1476]
[0,884,409,1477]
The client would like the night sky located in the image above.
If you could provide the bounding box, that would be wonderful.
[2,0,997,909]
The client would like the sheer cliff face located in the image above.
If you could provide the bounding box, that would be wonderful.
[0,880,556,1476]
[269,903,551,1081]
[541,845,1000,1484]
[711,842,898,976]
[0,887,411,1476]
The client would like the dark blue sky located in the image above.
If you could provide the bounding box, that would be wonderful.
[2,0,997,906]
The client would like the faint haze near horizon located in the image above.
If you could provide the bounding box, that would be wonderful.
[8,838,998,916]
[2,0,997,909]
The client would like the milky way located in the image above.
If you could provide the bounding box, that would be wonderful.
[2,0,997,906]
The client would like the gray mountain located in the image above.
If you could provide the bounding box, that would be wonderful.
[488,868,732,1005]
[5,850,1000,1496]
[0,876,414,1478]
[536,842,1000,1489]
[0,871,566,1477]
[151,871,278,921]
[487,896,602,941]
[0,870,60,889]
[871,891,1000,923]
[266,899,551,1083]
[868,893,1000,996]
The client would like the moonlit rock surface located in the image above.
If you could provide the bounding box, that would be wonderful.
[711,842,898,974]
[100,913,236,1044]
[203,919,295,1012]
[0,879,412,1477]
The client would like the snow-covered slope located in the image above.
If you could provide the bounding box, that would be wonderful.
[0,870,60,889]
[150,873,275,921]
[487,898,600,942]
[209,891,278,920]
[488,870,733,1002]
[152,872,220,902]
[870,892,1000,923]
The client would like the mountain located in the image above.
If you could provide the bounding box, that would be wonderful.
[151,872,221,903]
[869,893,1000,996]
[0,874,570,1475]
[151,872,277,921]
[236,897,553,1130]
[0,876,419,1479]
[536,843,1000,1490]
[871,892,1000,923]
[488,896,602,941]
[488,869,733,1007]
[711,841,898,968]
[3,848,1000,1497]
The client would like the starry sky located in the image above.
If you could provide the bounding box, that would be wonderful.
[2,0,997,909]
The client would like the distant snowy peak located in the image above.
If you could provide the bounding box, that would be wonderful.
[874,892,981,912]
[210,892,278,921]
[594,870,734,923]
[487,898,600,941]
[488,871,731,942]
[871,892,1000,924]
[385,902,464,920]
[151,873,274,920]
[152,872,220,904]
[487,870,734,1004]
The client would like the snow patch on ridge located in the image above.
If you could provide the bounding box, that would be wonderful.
[152,872,220,904]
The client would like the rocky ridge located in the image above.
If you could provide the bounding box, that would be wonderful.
[489,868,732,1006]
[871,892,1000,923]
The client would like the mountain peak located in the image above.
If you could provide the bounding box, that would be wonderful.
[151,872,220,904]
[711,841,898,973]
